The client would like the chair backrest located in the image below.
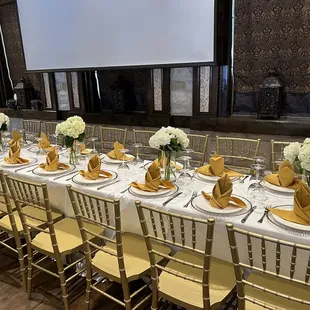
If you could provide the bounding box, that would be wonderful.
[66,185,135,306]
[226,223,310,310]
[100,126,127,153]
[271,140,291,172]
[133,129,157,160]
[84,125,95,140]
[4,174,63,257]
[135,200,215,309]
[216,136,261,173]
[43,121,58,137]
[22,119,41,137]
[187,134,209,166]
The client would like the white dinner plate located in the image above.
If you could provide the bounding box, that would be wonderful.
[192,194,251,215]
[263,180,295,194]
[72,170,117,186]
[129,184,178,198]
[32,164,75,176]
[144,161,184,170]
[269,205,310,232]
[196,173,239,183]
[102,154,135,164]
[0,157,36,168]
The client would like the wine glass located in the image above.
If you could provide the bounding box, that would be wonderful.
[117,148,130,178]
[132,143,143,164]
[247,163,267,209]
[249,156,267,181]
[89,137,98,155]
[25,133,35,147]
[177,155,192,196]
[2,131,11,152]
[50,133,62,152]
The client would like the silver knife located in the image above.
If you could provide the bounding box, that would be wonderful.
[15,163,38,172]
[97,179,121,190]
[241,206,257,223]
[163,192,183,206]
[65,172,79,181]
[53,170,77,181]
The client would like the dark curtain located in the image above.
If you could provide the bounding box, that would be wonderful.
[233,0,310,114]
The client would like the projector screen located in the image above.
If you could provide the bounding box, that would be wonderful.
[17,0,216,71]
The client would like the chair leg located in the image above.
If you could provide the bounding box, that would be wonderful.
[15,238,26,291]
[85,263,92,310]
[58,267,70,310]
[27,254,33,299]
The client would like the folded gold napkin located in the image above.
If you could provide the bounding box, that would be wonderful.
[37,132,52,151]
[154,158,182,170]
[79,154,112,180]
[202,174,246,209]
[39,147,69,171]
[264,160,301,189]
[196,154,243,177]
[80,143,90,155]
[4,141,29,164]
[268,183,310,225]
[130,161,175,192]
[9,130,22,146]
[107,141,132,161]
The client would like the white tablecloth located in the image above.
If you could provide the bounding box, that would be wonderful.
[2,148,309,281]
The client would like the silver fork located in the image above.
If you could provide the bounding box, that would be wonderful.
[239,175,249,184]
[257,207,270,223]
[183,190,197,208]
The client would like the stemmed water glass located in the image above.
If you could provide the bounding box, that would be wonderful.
[2,131,11,152]
[50,133,62,151]
[117,148,130,178]
[132,143,143,164]
[177,155,192,196]
[249,156,266,181]
[89,137,98,155]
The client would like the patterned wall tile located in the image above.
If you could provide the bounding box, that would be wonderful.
[200,66,210,113]
[153,69,162,111]
[43,73,52,109]
[71,72,80,108]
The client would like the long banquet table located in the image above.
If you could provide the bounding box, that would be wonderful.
[1,148,309,281]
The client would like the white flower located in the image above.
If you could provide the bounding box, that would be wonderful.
[283,142,301,164]
[55,115,85,139]
[0,113,9,128]
[304,138,310,145]
[298,144,310,171]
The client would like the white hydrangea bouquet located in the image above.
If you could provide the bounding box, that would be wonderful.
[0,112,9,132]
[284,138,310,186]
[55,116,85,164]
[149,126,189,180]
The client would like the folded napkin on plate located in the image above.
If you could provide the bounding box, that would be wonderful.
[268,183,310,225]
[130,161,175,192]
[80,143,90,155]
[79,154,112,180]
[264,160,301,189]
[154,158,182,170]
[201,174,246,209]
[196,154,243,177]
[37,132,52,151]
[9,130,22,146]
[39,147,69,171]
[4,141,29,164]
[107,141,132,161]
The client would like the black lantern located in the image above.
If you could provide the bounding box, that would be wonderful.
[257,71,284,120]
[13,77,35,109]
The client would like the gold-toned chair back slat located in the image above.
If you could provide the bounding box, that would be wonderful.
[216,136,261,173]
[271,140,291,172]
[85,125,95,140]
[135,200,215,309]
[43,121,58,137]
[22,120,41,136]
[226,223,310,310]
[133,129,157,160]
[187,134,209,166]
[100,127,127,153]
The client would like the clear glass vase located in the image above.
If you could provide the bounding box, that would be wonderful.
[159,150,176,182]
[303,170,310,187]
[69,140,80,165]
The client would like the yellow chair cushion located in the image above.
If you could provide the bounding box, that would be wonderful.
[0,205,63,233]
[245,272,310,310]
[31,217,104,256]
[158,250,235,309]
[92,232,171,282]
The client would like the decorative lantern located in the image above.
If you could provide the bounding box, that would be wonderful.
[13,77,35,109]
[257,71,284,120]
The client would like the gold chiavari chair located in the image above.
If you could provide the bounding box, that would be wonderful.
[85,124,95,140]
[22,119,41,137]
[43,121,58,137]
[100,126,127,153]
[0,171,26,290]
[226,223,310,310]
[5,175,103,310]
[67,185,171,310]
[271,140,291,172]
[135,201,236,310]
[133,129,157,160]
[216,136,261,173]
[188,134,209,166]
